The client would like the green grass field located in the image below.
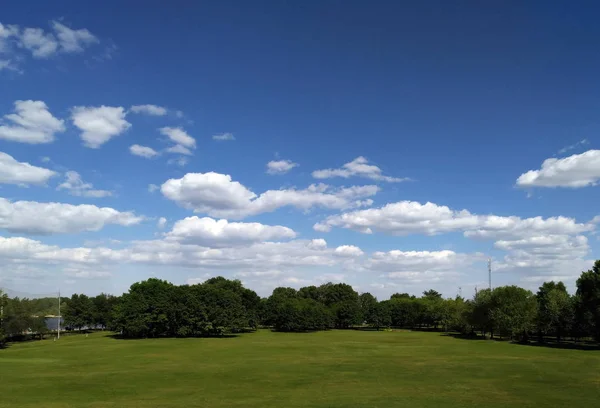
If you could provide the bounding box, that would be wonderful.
[1,330,599,407]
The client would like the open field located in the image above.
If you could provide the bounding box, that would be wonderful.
[1,330,599,408]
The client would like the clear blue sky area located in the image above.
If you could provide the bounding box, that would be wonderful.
[1,1,599,298]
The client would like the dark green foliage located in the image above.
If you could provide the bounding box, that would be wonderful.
[64,294,95,330]
[319,283,361,328]
[112,277,255,338]
[368,300,392,329]
[576,260,600,340]
[536,281,573,342]
[489,286,537,341]
[92,293,118,329]
[359,292,378,325]
[271,297,333,332]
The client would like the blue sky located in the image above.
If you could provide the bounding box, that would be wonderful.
[1,1,599,298]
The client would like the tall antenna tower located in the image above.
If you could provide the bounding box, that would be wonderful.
[458,286,462,298]
[488,258,492,290]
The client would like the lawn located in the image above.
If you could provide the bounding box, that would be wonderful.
[0,329,599,407]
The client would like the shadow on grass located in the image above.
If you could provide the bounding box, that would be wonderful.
[442,332,600,350]
[108,333,241,340]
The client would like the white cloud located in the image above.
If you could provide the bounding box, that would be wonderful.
[312,156,408,183]
[1,21,99,67]
[494,234,593,285]
[187,273,212,285]
[516,150,600,188]
[157,217,167,229]
[129,144,159,158]
[212,132,235,141]
[57,171,112,198]
[161,172,379,219]
[0,198,142,234]
[365,250,480,284]
[148,184,159,193]
[19,28,58,58]
[0,151,56,185]
[334,245,364,257]
[51,21,98,53]
[64,268,112,279]
[159,127,195,148]
[165,144,193,155]
[167,157,189,167]
[267,159,298,175]
[315,200,591,240]
[0,100,65,144]
[166,216,297,247]
[307,238,328,250]
[558,139,589,155]
[130,104,167,116]
[71,106,131,148]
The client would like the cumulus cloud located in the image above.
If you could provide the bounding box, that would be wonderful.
[57,171,112,198]
[213,133,235,141]
[148,184,159,193]
[494,235,593,284]
[334,245,364,257]
[516,150,600,188]
[159,127,195,148]
[157,217,167,229]
[19,28,58,58]
[167,157,189,167]
[312,156,408,183]
[165,216,297,246]
[130,104,167,116]
[64,268,112,279]
[0,198,142,234]
[558,139,589,155]
[307,238,328,250]
[364,250,481,284]
[314,200,591,240]
[0,21,99,70]
[129,144,159,158]
[0,100,65,144]
[267,159,298,175]
[50,21,98,53]
[165,144,193,156]
[161,172,379,219]
[71,106,131,148]
[0,151,56,185]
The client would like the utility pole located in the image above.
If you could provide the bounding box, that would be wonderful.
[488,258,492,290]
[57,290,60,340]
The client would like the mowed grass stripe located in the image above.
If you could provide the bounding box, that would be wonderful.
[0,330,599,407]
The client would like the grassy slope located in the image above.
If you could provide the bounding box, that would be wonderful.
[0,330,599,407]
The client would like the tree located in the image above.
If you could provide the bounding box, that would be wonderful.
[270,297,332,332]
[0,290,8,345]
[359,293,378,326]
[2,297,34,339]
[422,289,442,300]
[319,283,361,328]
[576,260,600,340]
[536,282,572,342]
[469,289,494,337]
[489,286,537,342]
[368,301,391,330]
[112,279,174,338]
[64,294,94,330]
[92,293,118,329]
[30,317,49,340]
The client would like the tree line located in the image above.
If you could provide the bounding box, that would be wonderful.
[3,260,600,344]
[0,292,63,343]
